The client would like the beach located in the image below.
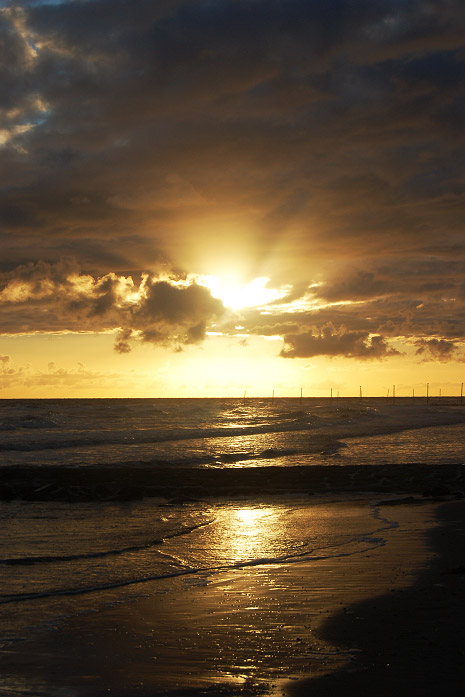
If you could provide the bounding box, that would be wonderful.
[290,499,465,696]
[2,495,464,696]
[4,0,465,691]
[2,398,465,695]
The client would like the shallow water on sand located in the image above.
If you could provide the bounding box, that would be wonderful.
[0,494,398,647]
[0,496,442,697]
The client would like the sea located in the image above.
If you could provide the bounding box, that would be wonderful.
[1,397,465,689]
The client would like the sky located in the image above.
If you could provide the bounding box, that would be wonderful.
[1,0,465,398]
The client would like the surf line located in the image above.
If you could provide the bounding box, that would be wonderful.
[0,529,393,605]
[0,520,215,567]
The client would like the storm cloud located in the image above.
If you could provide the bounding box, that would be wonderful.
[279,324,400,360]
[1,0,465,361]
[0,259,224,351]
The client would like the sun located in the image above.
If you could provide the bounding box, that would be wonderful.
[198,274,287,311]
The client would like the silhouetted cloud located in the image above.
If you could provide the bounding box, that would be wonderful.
[415,338,458,362]
[279,324,400,360]
[1,1,464,359]
[0,259,224,351]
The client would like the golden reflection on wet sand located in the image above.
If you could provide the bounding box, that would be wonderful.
[0,499,439,697]
[218,506,279,563]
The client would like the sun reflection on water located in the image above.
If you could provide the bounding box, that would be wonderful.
[215,506,282,565]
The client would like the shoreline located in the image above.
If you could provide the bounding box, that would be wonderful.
[2,497,464,695]
[287,499,465,695]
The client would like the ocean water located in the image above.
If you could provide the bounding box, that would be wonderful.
[1,396,465,468]
[1,397,465,664]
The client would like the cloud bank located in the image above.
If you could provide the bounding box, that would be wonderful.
[0,259,224,351]
[1,1,464,362]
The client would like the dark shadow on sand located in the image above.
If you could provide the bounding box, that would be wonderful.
[287,500,465,697]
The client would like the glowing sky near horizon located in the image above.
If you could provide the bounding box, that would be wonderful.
[1,0,465,397]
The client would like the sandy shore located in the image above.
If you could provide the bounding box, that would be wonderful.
[1,498,464,696]
[289,499,465,696]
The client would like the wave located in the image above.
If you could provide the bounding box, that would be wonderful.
[0,519,214,567]
[1,401,464,457]
[0,420,322,452]
[0,416,60,431]
[0,504,397,606]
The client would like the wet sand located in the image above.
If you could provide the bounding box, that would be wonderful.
[289,499,465,696]
[1,498,464,696]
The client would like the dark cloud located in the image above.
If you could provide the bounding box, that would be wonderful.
[128,278,224,348]
[0,258,224,351]
[279,324,400,360]
[415,338,458,362]
[318,270,391,302]
[113,328,133,354]
[0,257,79,290]
[0,1,464,358]
[239,289,465,361]
[317,258,465,304]
[252,323,301,337]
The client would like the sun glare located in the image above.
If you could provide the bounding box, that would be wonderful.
[199,274,287,310]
